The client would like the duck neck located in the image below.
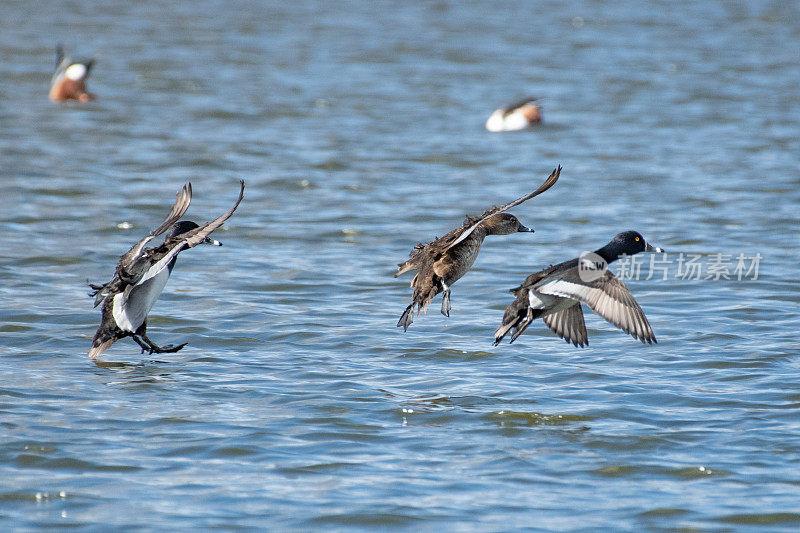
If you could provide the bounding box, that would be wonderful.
[594,242,626,264]
[470,224,492,241]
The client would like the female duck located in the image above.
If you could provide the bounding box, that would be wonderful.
[396,166,561,330]
[493,231,663,347]
[88,181,244,358]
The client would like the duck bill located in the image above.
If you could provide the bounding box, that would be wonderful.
[644,242,664,253]
[517,225,534,233]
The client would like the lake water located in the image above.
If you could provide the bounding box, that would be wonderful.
[2,0,800,530]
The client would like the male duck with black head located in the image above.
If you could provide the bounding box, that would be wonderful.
[49,45,96,103]
[396,166,561,331]
[494,231,663,347]
[88,180,245,358]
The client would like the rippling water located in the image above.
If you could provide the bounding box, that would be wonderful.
[2,0,800,530]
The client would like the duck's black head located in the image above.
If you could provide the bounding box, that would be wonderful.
[596,231,663,262]
[166,221,222,246]
[483,213,534,235]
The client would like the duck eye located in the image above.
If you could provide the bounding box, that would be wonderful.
[635,237,640,242]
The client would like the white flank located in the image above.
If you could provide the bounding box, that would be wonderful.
[112,268,171,332]
[485,110,505,132]
[537,279,600,303]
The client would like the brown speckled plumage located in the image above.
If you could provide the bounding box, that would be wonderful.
[395,166,561,330]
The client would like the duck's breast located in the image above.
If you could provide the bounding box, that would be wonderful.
[112,268,171,332]
[438,239,482,285]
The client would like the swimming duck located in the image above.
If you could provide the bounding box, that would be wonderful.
[49,45,95,103]
[485,97,542,132]
[87,180,245,358]
[396,166,561,331]
[493,231,663,347]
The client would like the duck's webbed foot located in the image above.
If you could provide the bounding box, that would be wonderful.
[440,282,451,317]
[397,304,414,331]
[135,333,187,354]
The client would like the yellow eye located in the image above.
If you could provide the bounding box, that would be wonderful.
[635,237,640,241]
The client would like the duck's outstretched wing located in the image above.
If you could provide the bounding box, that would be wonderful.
[150,183,193,236]
[396,166,561,276]
[175,180,244,248]
[131,180,244,289]
[55,45,65,70]
[88,183,192,305]
[443,165,561,252]
[116,182,192,278]
[541,304,589,347]
[536,270,656,344]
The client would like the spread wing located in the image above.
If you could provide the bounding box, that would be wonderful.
[541,304,588,347]
[535,270,656,344]
[52,45,70,82]
[173,179,244,248]
[88,183,192,305]
[396,166,561,276]
[443,165,561,252]
[116,182,193,280]
[55,45,65,70]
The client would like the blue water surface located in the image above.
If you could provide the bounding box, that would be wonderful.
[1,0,799,530]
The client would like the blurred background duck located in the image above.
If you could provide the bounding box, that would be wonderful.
[485,97,542,132]
[49,45,95,103]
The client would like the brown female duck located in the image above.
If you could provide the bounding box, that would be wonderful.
[396,166,561,331]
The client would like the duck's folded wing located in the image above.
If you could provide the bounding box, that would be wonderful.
[541,304,588,347]
[536,271,656,344]
[444,165,561,252]
[503,97,538,116]
[179,180,244,248]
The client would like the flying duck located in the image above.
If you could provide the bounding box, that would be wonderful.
[485,97,542,132]
[87,180,245,358]
[49,45,96,103]
[493,231,663,347]
[396,166,561,331]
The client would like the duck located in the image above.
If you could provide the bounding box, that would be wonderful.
[87,180,245,358]
[396,166,561,331]
[49,45,95,103]
[485,97,542,132]
[493,231,663,347]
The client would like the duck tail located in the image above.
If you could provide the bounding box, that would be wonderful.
[494,301,540,345]
[88,328,118,358]
[508,311,537,344]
